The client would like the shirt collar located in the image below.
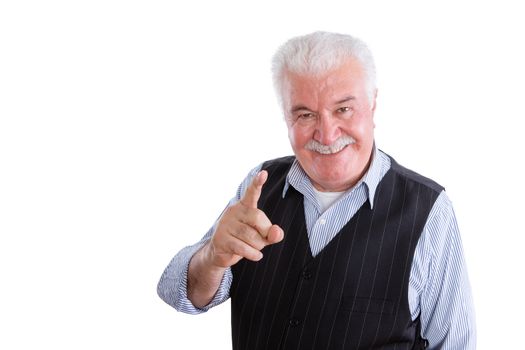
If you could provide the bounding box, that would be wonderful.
[282,145,390,209]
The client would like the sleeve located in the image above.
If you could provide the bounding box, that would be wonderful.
[156,164,263,314]
[412,191,476,349]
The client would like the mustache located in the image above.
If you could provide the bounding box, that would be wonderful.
[304,136,356,155]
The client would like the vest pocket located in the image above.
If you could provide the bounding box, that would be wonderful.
[339,296,395,315]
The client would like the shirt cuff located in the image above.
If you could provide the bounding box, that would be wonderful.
[178,261,233,313]
[157,239,233,314]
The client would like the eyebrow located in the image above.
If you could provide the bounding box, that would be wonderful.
[335,96,356,104]
[291,105,311,113]
[290,96,356,113]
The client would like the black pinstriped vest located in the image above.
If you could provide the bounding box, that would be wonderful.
[230,155,443,350]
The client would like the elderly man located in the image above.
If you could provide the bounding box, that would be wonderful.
[158,32,476,349]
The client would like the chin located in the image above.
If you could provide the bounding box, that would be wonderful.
[316,160,364,189]
[312,171,349,191]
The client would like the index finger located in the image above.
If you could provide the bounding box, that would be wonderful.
[240,170,268,208]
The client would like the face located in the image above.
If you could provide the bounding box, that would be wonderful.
[282,59,377,192]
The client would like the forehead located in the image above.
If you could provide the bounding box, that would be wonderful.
[282,59,367,107]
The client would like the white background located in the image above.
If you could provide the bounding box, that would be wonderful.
[1,1,523,349]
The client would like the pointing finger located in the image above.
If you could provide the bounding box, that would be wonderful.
[240,170,268,208]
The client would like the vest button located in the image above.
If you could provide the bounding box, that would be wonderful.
[289,318,300,327]
[302,269,312,280]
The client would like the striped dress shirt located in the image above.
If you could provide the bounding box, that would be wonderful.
[157,148,476,349]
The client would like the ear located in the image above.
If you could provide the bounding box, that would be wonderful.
[371,88,378,112]
[371,89,378,129]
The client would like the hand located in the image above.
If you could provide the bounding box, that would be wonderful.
[204,170,284,268]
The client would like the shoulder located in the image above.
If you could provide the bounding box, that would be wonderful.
[383,151,445,194]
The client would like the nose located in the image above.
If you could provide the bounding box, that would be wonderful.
[313,114,341,145]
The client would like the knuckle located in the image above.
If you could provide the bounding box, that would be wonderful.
[238,224,255,239]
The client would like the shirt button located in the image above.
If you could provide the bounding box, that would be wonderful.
[319,218,326,225]
[302,269,312,280]
[289,318,300,327]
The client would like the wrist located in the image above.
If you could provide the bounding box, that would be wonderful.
[192,242,227,282]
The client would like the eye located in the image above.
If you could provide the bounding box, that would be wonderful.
[298,112,316,120]
[336,106,354,118]
[291,112,317,126]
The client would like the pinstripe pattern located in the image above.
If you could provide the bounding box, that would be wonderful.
[157,148,476,349]
[354,168,397,348]
[371,174,407,345]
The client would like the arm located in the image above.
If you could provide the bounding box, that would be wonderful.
[414,191,476,349]
[157,166,283,312]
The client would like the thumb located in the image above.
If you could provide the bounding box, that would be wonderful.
[240,170,268,208]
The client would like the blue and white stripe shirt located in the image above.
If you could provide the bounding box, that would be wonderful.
[158,148,476,349]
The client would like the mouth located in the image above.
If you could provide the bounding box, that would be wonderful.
[316,143,349,155]
[305,136,356,155]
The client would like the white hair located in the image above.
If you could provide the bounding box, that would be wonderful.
[271,31,377,107]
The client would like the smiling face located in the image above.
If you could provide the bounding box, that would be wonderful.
[282,59,377,192]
